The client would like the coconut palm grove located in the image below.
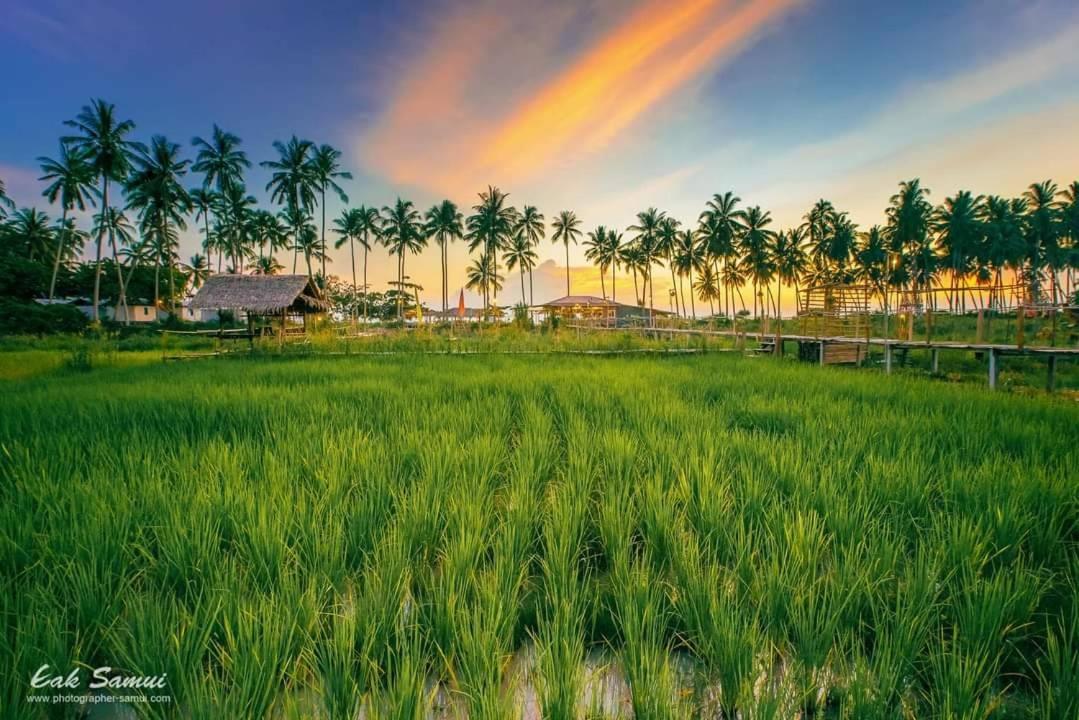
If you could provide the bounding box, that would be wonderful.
[2,1,1079,719]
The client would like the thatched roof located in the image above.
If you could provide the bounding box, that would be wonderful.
[191,275,330,314]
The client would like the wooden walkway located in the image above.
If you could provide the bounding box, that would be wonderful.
[569,325,1078,391]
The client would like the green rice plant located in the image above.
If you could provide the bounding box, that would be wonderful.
[673,536,760,717]
[785,572,850,713]
[533,587,586,720]
[3,350,1078,717]
[923,633,1004,719]
[375,622,430,720]
[1031,600,1079,720]
[311,593,378,720]
[448,569,521,720]
[214,589,305,718]
[949,563,1048,663]
[612,556,682,720]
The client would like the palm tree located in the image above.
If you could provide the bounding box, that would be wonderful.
[308,144,351,279]
[693,262,719,318]
[1059,182,1079,300]
[213,184,257,273]
[583,225,611,299]
[980,196,1026,311]
[551,210,582,296]
[280,204,314,275]
[932,190,983,312]
[192,125,248,270]
[254,255,285,275]
[8,208,53,261]
[606,230,624,305]
[1023,180,1061,304]
[189,188,217,271]
[673,229,704,319]
[127,136,192,312]
[294,221,321,280]
[333,207,362,307]
[739,206,776,320]
[263,137,317,274]
[263,137,317,210]
[38,144,100,299]
[773,226,808,319]
[619,242,648,307]
[656,216,682,316]
[185,254,209,289]
[465,252,503,313]
[514,205,545,305]
[355,206,380,321]
[853,226,888,311]
[250,208,284,263]
[62,99,142,322]
[721,261,748,316]
[627,208,665,324]
[886,179,933,309]
[192,125,248,193]
[425,200,464,314]
[380,199,425,320]
[117,234,151,295]
[699,193,744,319]
[466,187,516,311]
[0,177,15,218]
[504,231,539,308]
[94,207,142,305]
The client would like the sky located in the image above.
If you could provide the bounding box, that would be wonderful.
[2,0,1078,311]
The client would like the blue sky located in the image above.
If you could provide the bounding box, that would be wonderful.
[2,0,1078,304]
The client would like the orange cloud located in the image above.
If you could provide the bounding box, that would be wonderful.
[360,0,801,196]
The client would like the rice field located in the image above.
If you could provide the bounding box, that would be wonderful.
[2,352,1078,719]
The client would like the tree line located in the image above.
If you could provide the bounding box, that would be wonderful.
[1,98,1077,326]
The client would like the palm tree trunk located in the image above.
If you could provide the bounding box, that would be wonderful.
[111,212,129,324]
[92,179,109,323]
[688,266,695,320]
[565,242,571,296]
[668,252,680,317]
[442,237,448,315]
[320,187,327,280]
[520,267,526,308]
[49,207,69,300]
[648,265,655,328]
[165,229,175,316]
[362,240,369,324]
[398,251,404,320]
[599,266,606,300]
[349,236,357,323]
[529,267,534,306]
[612,263,617,305]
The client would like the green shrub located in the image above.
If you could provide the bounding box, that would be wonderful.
[0,299,89,335]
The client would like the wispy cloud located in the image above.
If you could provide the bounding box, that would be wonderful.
[359,0,803,196]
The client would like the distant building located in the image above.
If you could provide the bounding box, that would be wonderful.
[536,295,671,326]
[112,304,160,323]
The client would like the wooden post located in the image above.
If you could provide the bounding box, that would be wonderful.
[1016,309,1025,349]
[925,307,933,344]
[819,341,825,367]
[988,348,998,390]
[975,310,984,344]
[885,343,892,374]
[931,348,939,375]
[1047,355,1057,392]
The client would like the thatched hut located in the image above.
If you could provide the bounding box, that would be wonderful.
[191,275,329,336]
